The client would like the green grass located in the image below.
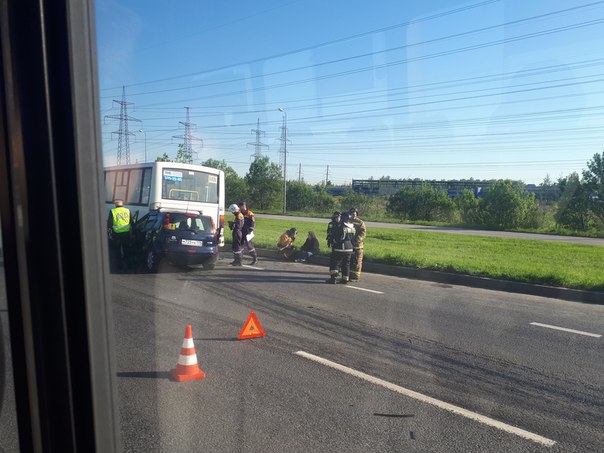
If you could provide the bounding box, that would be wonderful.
[238,217,604,292]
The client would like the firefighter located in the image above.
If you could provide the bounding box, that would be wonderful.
[237,201,258,265]
[348,207,367,282]
[326,211,340,249]
[227,204,244,266]
[326,212,355,284]
[107,199,131,271]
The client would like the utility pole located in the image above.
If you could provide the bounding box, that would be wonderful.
[105,86,141,165]
[278,107,290,213]
[172,107,202,163]
[247,118,268,159]
[325,165,330,185]
[298,163,302,182]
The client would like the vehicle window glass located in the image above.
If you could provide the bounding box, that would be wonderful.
[161,169,218,203]
[169,214,212,232]
[113,170,128,201]
[135,213,149,227]
[105,171,116,202]
[126,169,143,204]
[141,168,152,205]
[0,218,20,452]
[144,213,159,232]
[96,2,604,452]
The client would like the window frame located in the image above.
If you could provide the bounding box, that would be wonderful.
[0,0,120,451]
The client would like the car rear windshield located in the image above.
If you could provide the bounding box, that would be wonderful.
[166,213,213,232]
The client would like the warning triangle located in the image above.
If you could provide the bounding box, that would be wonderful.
[237,310,266,340]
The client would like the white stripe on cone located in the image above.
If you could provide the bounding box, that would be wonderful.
[182,338,195,348]
[178,354,198,366]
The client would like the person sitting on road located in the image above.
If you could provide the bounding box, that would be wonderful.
[277,228,298,260]
[294,231,320,263]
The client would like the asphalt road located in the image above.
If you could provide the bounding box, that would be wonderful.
[1,258,602,452]
[259,214,604,246]
[108,256,603,452]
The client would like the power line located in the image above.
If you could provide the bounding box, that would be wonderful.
[101,0,503,91]
[131,17,604,108]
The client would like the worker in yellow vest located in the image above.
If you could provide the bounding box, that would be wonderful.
[107,199,131,271]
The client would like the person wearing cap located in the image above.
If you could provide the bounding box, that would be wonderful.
[348,207,367,282]
[107,199,131,271]
[326,212,355,284]
[277,227,298,260]
[227,204,244,266]
[237,201,258,265]
[326,211,341,249]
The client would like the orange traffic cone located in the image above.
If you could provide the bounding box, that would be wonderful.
[170,325,206,382]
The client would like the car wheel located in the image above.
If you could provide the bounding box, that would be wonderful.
[146,250,160,273]
[203,263,215,270]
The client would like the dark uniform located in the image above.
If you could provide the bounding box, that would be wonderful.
[228,209,245,266]
[107,202,131,271]
[349,208,366,281]
[238,202,258,265]
[326,211,340,249]
[326,213,355,284]
[326,211,341,277]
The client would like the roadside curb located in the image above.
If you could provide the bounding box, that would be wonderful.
[254,248,604,305]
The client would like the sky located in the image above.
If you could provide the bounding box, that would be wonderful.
[95,0,604,185]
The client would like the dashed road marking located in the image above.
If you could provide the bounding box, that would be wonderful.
[242,265,265,270]
[530,322,601,338]
[294,351,556,447]
[346,285,384,294]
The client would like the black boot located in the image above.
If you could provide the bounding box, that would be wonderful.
[250,251,258,265]
[230,255,243,266]
[325,277,337,284]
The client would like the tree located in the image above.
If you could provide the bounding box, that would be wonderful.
[387,184,455,222]
[175,144,193,164]
[479,180,539,229]
[286,181,315,212]
[555,172,595,230]
[456,189,480,225]
[155,152,171,162]
[583,152,604,224]
[244,156,283,210]
[202,159,249,206]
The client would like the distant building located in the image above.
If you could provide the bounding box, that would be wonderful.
[351,179,488,197]
[325,186,349,196]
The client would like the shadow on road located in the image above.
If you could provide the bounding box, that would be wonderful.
[116,371,171,380]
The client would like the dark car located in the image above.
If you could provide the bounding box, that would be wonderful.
[131,210,219,272]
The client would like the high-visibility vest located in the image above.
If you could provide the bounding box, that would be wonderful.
[111,207,131,233]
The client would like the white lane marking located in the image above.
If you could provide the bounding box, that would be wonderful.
[294,351,556,447]
[242,265,265,270]
[529,322,601,338]
[345,285,384,295]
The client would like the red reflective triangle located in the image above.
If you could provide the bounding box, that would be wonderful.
[237,310,266,340]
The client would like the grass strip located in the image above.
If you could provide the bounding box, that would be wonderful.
[235,218,604,292]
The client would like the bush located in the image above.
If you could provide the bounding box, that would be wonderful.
[478,180,540,229]
[555,173,596,231]
[387,184,456,222]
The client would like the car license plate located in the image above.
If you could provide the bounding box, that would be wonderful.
[181,239,203,247]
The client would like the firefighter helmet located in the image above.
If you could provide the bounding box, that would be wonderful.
[228,204,240,213]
